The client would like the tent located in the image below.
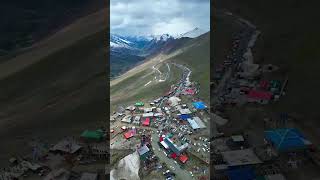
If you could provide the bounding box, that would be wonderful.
[142,118,150,126]
[265,128,312,152]
[168,96,181,106]
[81,130,104,141]
[135,102,144,106]
[179,154,188,164]
[226,167,256,180]
[184,89,195,95]
[179,114,191,120]
[179,108,192,114]
[192,102,206,110]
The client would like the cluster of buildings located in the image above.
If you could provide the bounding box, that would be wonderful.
[110,63,210,179]
[0,129,107,180]
[212,128,314,180]
[213,19,287,110]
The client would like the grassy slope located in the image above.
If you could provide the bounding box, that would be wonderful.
[110,32,210,109]
[0,28,107,166]
[110,64,182,110]
[169,32,210,102]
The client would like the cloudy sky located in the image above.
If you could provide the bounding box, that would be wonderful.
[111,0,210,36]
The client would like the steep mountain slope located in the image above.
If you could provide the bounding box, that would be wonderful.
[0,0,105,56]
[110,50,144,78]
[110,34,147,78]
[177,27,208,38]
[0,12,107,166]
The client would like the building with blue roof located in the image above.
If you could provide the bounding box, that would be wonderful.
[179,114,191,120]
[192,101,206,110]
[226,167,256,180]
[264,128,312,152]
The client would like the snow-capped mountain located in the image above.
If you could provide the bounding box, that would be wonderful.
[177,27,208,38]
[110,34,150,49]
[149,34,174,42]
[110,34,133,49]
[110,28,207,49]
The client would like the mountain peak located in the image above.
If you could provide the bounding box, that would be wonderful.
[177,27,208,38]
[149,34,174,42]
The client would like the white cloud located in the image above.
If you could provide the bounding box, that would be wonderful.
[110,0,210,36]
[152,18,194,36]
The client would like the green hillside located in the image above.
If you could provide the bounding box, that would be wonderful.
[169,32,210,101]
[110,32,210,110]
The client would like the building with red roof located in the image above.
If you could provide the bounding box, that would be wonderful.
[124,129,135,139]
[247,90,272,104]
[179,154,188,164]
[142,117,150,126]
[184,88,195,95]
[170,153,177,159]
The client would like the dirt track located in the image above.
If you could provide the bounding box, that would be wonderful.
[110,50,183,87]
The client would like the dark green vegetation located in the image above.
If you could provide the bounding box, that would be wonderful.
[0,0,104,56]
[0,29,107,166]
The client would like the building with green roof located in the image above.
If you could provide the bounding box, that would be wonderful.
[135,102,144,106]
[81,129,104,141]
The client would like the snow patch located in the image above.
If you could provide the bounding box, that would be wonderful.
[110,151,140,180]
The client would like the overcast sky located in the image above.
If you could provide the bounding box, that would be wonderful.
[111,0,210,36]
